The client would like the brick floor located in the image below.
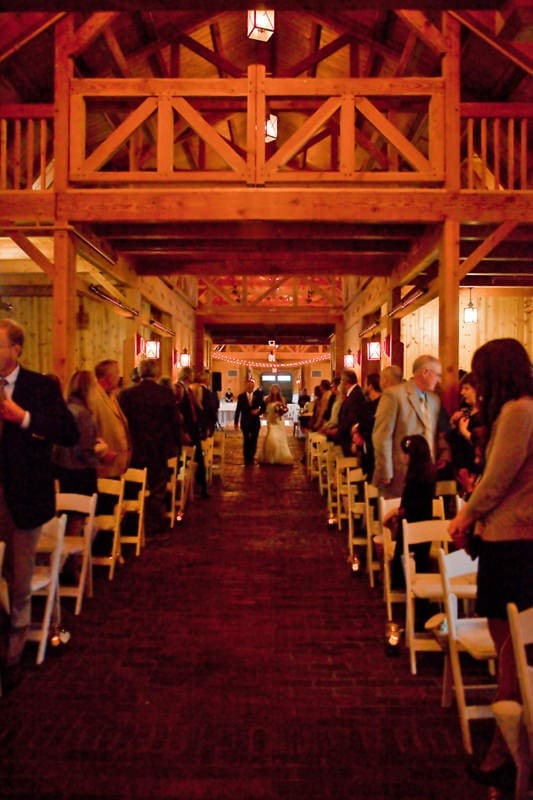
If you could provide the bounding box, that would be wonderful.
[0,429,510,799]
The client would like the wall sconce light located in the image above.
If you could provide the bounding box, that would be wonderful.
[463,288,478,324]
[265,113,278,143]
[145,340,160,359]
[344,349,355,369]
[247,10,275,41]
[367,341,381,361]
[268,350,276,363]
[180,348,191,368]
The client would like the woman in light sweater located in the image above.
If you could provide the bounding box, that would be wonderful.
[449,338,533,786]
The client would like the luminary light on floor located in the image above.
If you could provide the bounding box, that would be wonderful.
[384,621,403,655]
[247,10,275,41]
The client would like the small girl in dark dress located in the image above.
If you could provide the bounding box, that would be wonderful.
[385,434,436,590]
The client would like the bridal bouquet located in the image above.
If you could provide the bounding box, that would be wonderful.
[274,401,288,416]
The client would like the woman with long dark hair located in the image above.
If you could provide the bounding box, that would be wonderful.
[449,338,533,786]
[386,434,437,589]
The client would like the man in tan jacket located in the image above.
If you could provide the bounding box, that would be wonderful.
[91,359,131,478]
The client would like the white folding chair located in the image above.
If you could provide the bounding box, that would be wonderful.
[402,518,453,674]
[438,548,497,754]
[317,437,332,497]
[55,492,97,615]
[28,514,67,665]
[211,430,225,478]
[335,456,359,530]
[346,467,366,568]
[307,432,325,481]
[165,456,178,527]
[92,476,125,580]
[326,444,340,523]
[496,603,533,800]
[377,496,405,621]
[121,467,148,556]
[202,436,214,487]
[363,482,381,588]
[175,445,196,521]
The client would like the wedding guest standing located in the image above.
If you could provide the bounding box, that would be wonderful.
[91,359,131,479]
[0,319,78,692]
[234,378,265,466]
[119,359,181,539]
[53,369,99,497]
[448,338,533,788]
[372,355,443,498]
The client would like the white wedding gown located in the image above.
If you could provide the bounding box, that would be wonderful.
[261,402,294,465]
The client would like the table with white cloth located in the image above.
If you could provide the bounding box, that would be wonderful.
[218,401,237,428]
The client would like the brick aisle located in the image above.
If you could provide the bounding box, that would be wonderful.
[0,428,506,800]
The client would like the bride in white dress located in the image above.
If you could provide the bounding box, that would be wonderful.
[261,384,294,466]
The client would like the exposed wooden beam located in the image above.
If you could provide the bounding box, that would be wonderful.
[458,220,518,280]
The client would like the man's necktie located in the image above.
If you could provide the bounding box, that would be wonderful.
[420,393,434,458]
[0,378,7,438]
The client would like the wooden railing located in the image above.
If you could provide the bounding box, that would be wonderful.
[461,104,531,190]
[1,96,532,192]
[0,105,54,191]
[67,67,446,187]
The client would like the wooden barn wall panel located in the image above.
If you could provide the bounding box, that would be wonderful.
[402,295,533,376]
[12,296,53,376]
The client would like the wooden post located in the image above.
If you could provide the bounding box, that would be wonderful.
[439,218,460,410]
[52,228,76,385]
[194,318,205,374]
[335,318,344,377]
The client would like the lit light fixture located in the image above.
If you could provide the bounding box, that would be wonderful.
[387,287,428,318]
[367,341,381,361]
[265,113,278,143]
[89,284,139,318]
[344,349,355,369]
[268,350,276,363]
[145,340,160,359]
[149,318,176,337]
[180,348,191,368]
[384,621,403,656]
[247,9,275,42]
[463,288,478,324]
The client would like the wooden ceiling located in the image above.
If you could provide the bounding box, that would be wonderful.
[0,2,531,346]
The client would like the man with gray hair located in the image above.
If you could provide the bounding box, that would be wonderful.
[380,364,403,390]
[372,354,443,497]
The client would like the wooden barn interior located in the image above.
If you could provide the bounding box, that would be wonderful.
[0,0,531,395]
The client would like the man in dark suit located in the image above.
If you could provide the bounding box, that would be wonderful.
[0,318,79,689]
[119,359,181,538]
[335,369,371,457]
[234,378,265,465]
